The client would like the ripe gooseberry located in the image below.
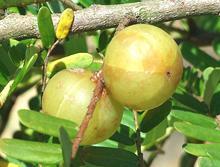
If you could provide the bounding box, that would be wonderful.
[103,24,183,111]
[42,69,123,145]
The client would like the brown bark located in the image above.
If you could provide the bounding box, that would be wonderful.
[0,0,220,41]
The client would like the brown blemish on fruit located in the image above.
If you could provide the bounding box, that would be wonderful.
[96,128,108,138]
[111,117,120,127]
[166,71,171,77]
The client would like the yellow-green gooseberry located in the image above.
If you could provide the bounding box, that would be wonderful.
[42,69,123,145]
[103,24,183,111]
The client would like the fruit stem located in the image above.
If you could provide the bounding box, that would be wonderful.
[115,17,130,34]
[71,71,105,159]
[41,39,60,97]
[133,110,145,167]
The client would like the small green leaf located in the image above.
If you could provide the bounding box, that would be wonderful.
[174,122,220,143]
[110,124,135,146]
[9,46,38,95]
[94,139,118,148]
[46,0,65,13]
[59,127,72,167]
[143,118,168,149]
[80,147,138,167]
[87,59,103,72]
[18,109,78,139]
[121,108,135,130]
[180,42,219,70]
[184,143,220,160]
[0,44,17,75]
[47,53,93,77]
[203,67,220,106]
[63,34,88,56]
[0,46,38,108]
[194,15,220,33]
[0,139,62,164]
[173,87,208,113]
[38,7,55,48]
[198,157,220,167]
[170,110,217,128]
[140,100,171,132]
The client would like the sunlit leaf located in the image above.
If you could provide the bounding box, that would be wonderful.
[38,7,55,48]
[18,109,78,139]
[174,122,220,142]
[0,139,62,164]
[198,157,220,167]
[184,143,220,160]
[180,42,219,70]
[170,110,217,128]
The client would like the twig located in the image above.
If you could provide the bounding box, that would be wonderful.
[41,40,59,96]
[1,0,220,41]
[133,110,145,167]
[71,71,105,159]
[115,17,131,34]
[59,0,82,10]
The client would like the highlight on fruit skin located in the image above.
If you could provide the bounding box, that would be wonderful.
[56,8,74,40]
[42,69,124,145]
[103,24,183,111]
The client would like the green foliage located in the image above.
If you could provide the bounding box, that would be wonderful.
[170,110,217,128]
[202,67,220,106]
[38,7,55,48]
[198,157,220,167]
[1,2,220,167]
[18,109,78,139]
[0,139,62,164]
[59,127,72,167]
[76,147,138,167]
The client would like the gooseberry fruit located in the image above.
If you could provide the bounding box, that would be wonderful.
[103,24,183,111]
[42,69,123,145]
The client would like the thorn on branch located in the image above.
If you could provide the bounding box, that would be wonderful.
[71,71,105,159]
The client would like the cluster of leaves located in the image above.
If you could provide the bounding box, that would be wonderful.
[0,1,220,167]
